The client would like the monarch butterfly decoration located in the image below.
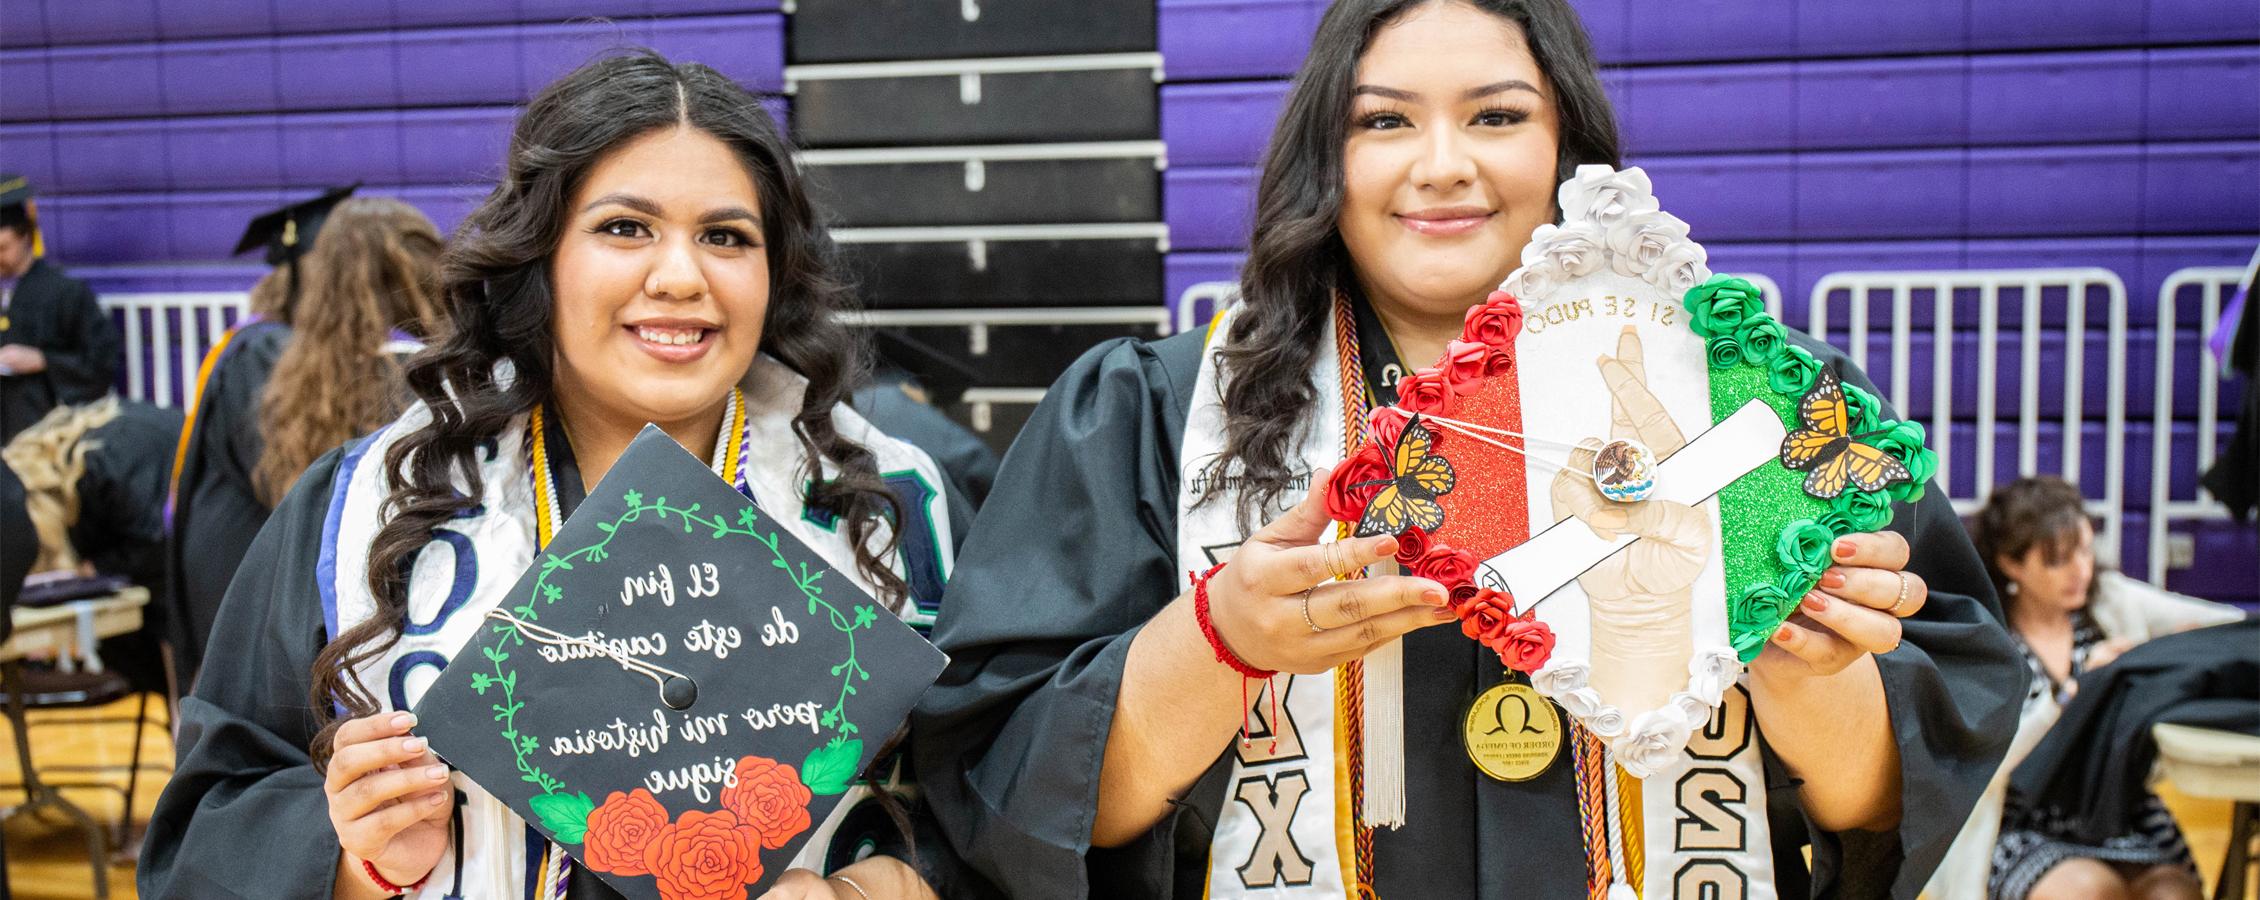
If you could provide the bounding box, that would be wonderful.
[1779,366,1912,498]
[1353,415,1457,537]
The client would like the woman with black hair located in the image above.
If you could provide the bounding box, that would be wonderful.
[915,2,2022,898]
[140,51,956,900]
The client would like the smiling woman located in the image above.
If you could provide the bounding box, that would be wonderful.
[139,51,958,900]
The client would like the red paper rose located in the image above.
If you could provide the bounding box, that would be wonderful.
[1482,345,1515,378]
[1446,582,1482,613]
[1392,526,1431,568]
[1324,445,1392,524]
[1367,406,1410,452]
[1491,614,1557,673]
[1395,369,1456,415]
[1464,292,1526,347]
[641,809,764,900]
[1458,589,1517,643]
[720,755,813,850]
[1412,544,1478,589]
[583,788,670,876]
[1443,340,1491,390]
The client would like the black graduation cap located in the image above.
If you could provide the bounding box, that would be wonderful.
[871,328,979,407]
[233,184,357,266]
[412,427,947,899]
[0,173,31,211]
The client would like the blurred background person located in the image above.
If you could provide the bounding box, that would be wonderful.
[0,174,119,444]
[163,193,446,688]
[1930,476,2246,900]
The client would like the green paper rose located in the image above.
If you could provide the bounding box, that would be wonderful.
[1810,509,1855,536]
[1866,420,1937,503]
[1768,345,1822,395]
[1842,383,1885,435]
[1775,519,1838,580]
[1830,487,1895,532]
[1736,316,1788,367]
[1732,627,1773,663]
[1706,334,1745,370]
[1730,582,1799,662]
[1775,568,1821,605]
[1686,276,1763,339]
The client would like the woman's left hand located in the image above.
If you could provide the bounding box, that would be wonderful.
[1756,530,1928,677]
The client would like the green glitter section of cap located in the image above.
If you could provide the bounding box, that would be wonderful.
[1708,360,1830,660]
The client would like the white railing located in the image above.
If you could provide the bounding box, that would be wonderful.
[2150,266,2246,586]
[100,292,251,408]
[1808,268,2130,564]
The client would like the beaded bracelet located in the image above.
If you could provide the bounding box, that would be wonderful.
[361,858,430,896]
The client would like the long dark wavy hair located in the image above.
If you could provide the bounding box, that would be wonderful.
[1208,0,1622,524]
[308,50,905,768]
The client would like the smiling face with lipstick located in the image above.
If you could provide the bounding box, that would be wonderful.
[549,124,772,471]
[1336,1,1562,361]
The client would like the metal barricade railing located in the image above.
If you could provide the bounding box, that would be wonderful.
[2150,266,2245,586]
[1808,268,2130,563]
[100,292,251,408]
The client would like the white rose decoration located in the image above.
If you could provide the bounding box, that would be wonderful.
[1556,688,1625,738]
[1533,661,1590,697]
[1526,221,1607,278]
[1606,211,1692,279]
[1685,648,1739,704]
[1504,258,1564,302]
[1671,692,1716,731]
[1613,709,1694,778]
[1644,241,1710,299]
[1560,165,1659,226]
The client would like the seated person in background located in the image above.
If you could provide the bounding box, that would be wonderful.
[0,174,121,444]
[2,396,185,691]
[164,194,447,688]
[1928,476,2246,900]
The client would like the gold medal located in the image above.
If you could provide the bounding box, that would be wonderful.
[1462,681,1563,781]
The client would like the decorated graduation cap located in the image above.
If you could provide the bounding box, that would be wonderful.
[413,426,947,899]
[233,185,356,304]
[0,173,42,257]
[1323,165,1938,779]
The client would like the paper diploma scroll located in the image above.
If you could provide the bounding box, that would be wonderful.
[1477,399,1787,608]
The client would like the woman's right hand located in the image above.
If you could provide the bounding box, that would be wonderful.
[326,712,453,895]
[1203,469,1456,675]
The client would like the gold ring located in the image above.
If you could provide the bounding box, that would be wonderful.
[1888,571,1911,616]
[1301,587,1325,633]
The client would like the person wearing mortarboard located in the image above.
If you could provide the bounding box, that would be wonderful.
[162,188,448,689]
[0,174,122,443]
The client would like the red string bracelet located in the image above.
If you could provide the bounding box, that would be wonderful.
[1190,562,1283,753]
[1191,563,1275,679]
[361,858,430,896]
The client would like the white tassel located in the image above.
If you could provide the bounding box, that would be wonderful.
[1602,749,1636,900]
[1360,617,1407,829]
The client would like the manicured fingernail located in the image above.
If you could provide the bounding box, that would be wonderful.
[1433,606,1459,620]
[424,765,448,780]
[391,712,415,729]
[1774,626,1795,643]
[1425,588,1447,605]
[1820,570,1846,589]
[1833,539,1854,560]
[1377,536,1400,557]
[1803,592,1829,613]
[404,737,427,753]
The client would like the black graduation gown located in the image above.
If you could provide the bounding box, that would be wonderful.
[913,329,2026,900]
[145,417,976,899]
[0,258,119,443]
[164,322,291,687]
[72,400,184,692]
[1,456,31,638]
